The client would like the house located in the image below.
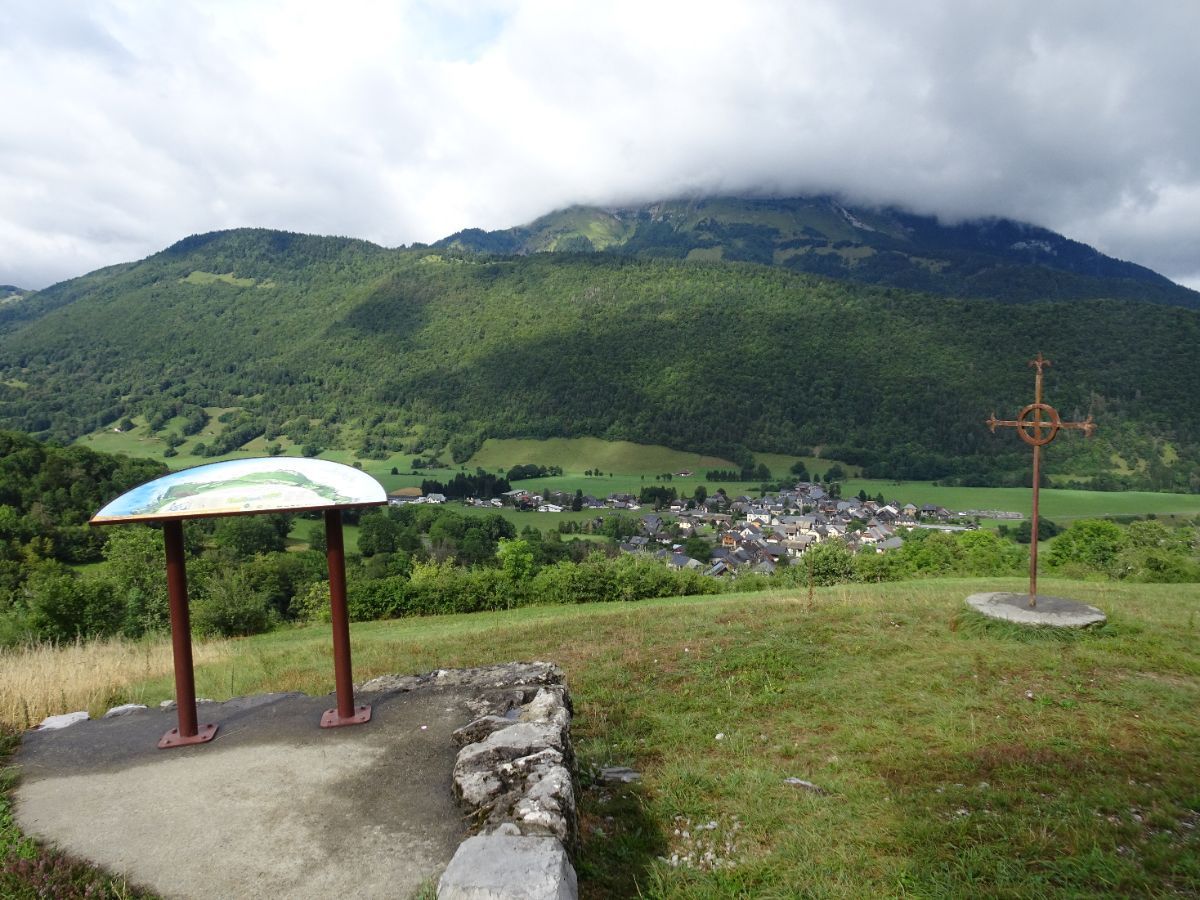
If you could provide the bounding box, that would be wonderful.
[784,535,817,556]
[759,545,787,563]
[668,553,703,571]
[641,514,664,534]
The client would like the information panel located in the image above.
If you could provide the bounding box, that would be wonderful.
[91,457,387,524]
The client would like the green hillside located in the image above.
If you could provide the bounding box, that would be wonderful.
[0,226,1198,490]
[438,197,1200,307]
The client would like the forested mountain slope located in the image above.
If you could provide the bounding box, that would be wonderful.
[438,197,1200,308]
[0,226,1197,488]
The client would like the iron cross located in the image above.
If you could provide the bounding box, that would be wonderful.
[987,353,1095,605]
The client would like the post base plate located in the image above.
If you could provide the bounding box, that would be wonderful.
[320,705,372,728]
[158,723,218,749]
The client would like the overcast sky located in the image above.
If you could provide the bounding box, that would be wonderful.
[3,0,1199,290]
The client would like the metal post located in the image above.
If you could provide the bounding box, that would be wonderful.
[158,520,218,748]
[320,509,371,728]
[1029,444,1040,606]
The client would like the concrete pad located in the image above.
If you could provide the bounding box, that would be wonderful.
[14,686,479,899]
[966,591,1107,628]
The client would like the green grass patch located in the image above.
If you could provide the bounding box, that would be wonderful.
[180,271,256,288]
[845,479,1200,522]
[466,437,736,476]
[108,578,1199,897]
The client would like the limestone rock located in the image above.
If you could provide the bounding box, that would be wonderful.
[519,688,571,729]
[453,716,515,747]
[37,711,88,731]
[357,673,428,693]
[455,723,568,773]
[437,834,577,900]
[103,703,147,719]
[596,766,642,785]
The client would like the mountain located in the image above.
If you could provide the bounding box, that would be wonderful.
[0,285,29,306]
[0,217,1197,490]
[437,197,1199,308]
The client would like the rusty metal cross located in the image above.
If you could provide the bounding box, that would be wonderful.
[987,353,1095,606]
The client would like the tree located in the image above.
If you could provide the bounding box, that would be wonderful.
[683,535,711,563]
[103,526,169,635]
[497,539,536,582]
[790,460,810,480]
[358,512,400,557]
[693,485,708,505]
[1012,518,1060,544]
[804,540,855,585]
[213,516,286,558]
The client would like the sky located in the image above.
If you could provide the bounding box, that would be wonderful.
[3,0,1199,291]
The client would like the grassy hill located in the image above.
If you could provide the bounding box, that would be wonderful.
[1,224,1198,490]
[437,196,1200,307]
[4,579,1197,895]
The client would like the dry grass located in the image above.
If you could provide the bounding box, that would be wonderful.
[0,636,233,730]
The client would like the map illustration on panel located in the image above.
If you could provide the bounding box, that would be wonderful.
[92,457,387,523]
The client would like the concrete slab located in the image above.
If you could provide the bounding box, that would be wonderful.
[13,685,479,899]
[965,591,1107,627]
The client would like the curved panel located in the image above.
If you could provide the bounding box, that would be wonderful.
[91,457,387,524]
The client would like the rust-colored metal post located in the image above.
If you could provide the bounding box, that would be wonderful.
[1029,443,1041,603]
[158,520,218,748]
[320,509,371,728]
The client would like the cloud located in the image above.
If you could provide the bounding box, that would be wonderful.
[2,0,1199,289]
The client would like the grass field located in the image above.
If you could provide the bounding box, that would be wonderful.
[845,479,1200,522]
[466,437,737,475]
[5,578,1196,896]
[76,426,1199,530]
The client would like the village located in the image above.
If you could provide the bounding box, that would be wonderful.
[392,478,1003,578]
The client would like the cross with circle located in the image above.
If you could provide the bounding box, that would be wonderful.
[987,353,1095,606]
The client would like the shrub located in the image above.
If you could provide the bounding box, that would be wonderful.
[23,568,124,642]
[191,569,274,637]
[1047,519,1127,574]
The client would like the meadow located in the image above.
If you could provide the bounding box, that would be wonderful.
[78,427,1200,531]
[844,479,1200,523]
[3,578,1197,896]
